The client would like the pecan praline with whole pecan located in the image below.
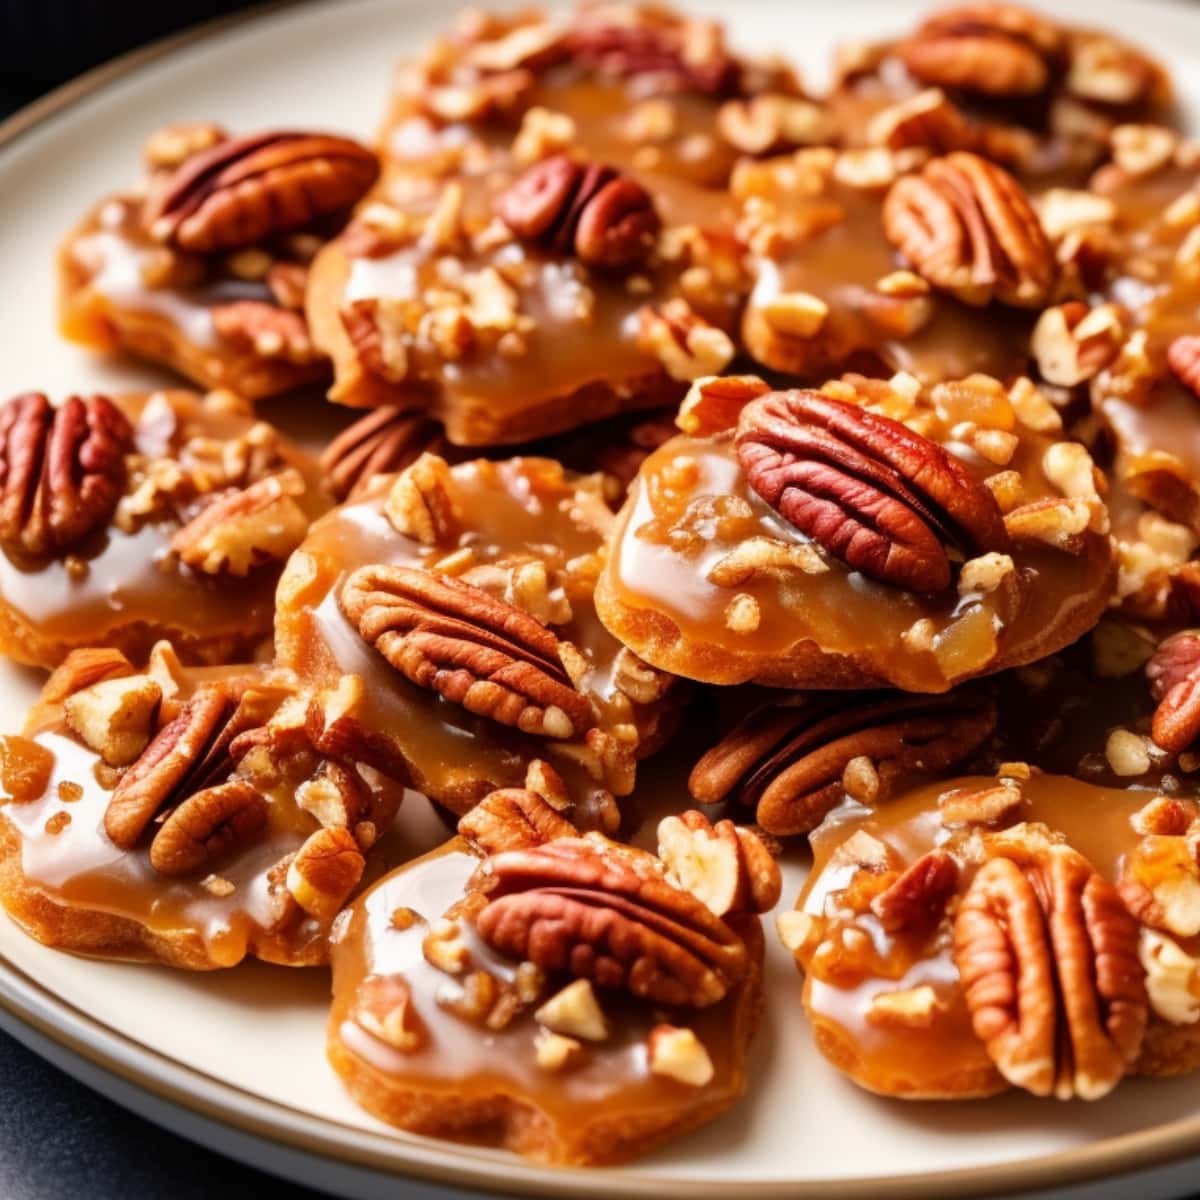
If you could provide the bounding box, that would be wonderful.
[474,838,748,1007]
[735,389,1009,593]
[0,392,133,557]
[144,130,379,253]
[495,154,661,271]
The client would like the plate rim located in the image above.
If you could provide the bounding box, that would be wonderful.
[3,0,1200,1194]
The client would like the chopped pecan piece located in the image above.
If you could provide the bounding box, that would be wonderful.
[955,841,1147,1099]
[144,130,379,253]
[320,407,444,501]
[338,564,593,739]
[897,5,1062,97]
[735,389,1009,592]
[638,300,734,382]
[149,779,267,876]
[495,154,660,271]
[690,691,996,836]
[0,393,132,556]
[170,471,310,576]
[871,850,959,932]
[474,837,748,1007]
[1147,632,1200,753]
[458,784,578,855]
[883,152,1056,307]
[287,825,365,922]
[656,810,781,917]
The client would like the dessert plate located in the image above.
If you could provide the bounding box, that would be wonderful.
[3,0,1200,1196]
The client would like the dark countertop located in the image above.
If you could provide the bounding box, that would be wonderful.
[0,1027,336,1200]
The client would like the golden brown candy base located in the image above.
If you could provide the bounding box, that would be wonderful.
[327,841,765,1165]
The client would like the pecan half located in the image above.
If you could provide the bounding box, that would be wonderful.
[690,690,996,836]
[897,5,1063,97]
[1147,631,1200,753]
[474,837,748,1007]
[495,154,660,271]
[0,393,132,556]
[883,152,1056,307]
[458,785,577,855]
[339,564,593,739]
[954,841,1147,1099]
[1167,336,1200,400]
[735,389,1009,593]
[104,685,252,849]
[149,779,267,876]
[144,130,379,253]
[320,407,444,501]
[871,850,959,933]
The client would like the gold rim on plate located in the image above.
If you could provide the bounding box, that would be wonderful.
[2,0,1200,1194]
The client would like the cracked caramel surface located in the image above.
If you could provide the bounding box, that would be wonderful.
[327,837,762,1164]
[789,771,1198,1099]
[597,377,1114,690]
[0,390,327,669]
[276,456,673,815]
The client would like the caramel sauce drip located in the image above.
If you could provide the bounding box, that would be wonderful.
[603,432,1111,690]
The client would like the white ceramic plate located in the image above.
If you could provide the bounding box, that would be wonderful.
[5,1,1200,1196]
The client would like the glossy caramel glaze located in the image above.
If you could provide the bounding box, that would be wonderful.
[309,47,759,442]
[736,155,1035,383]
[276,457,674,813]
[792,771,1194,1098]
[597,427,1113,691]
[0,391,328,668]
[327,838,762,1164]
[0,663,402,968]
[59,196,328,399]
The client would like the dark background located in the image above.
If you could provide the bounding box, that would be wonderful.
[1,11,342,1200]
